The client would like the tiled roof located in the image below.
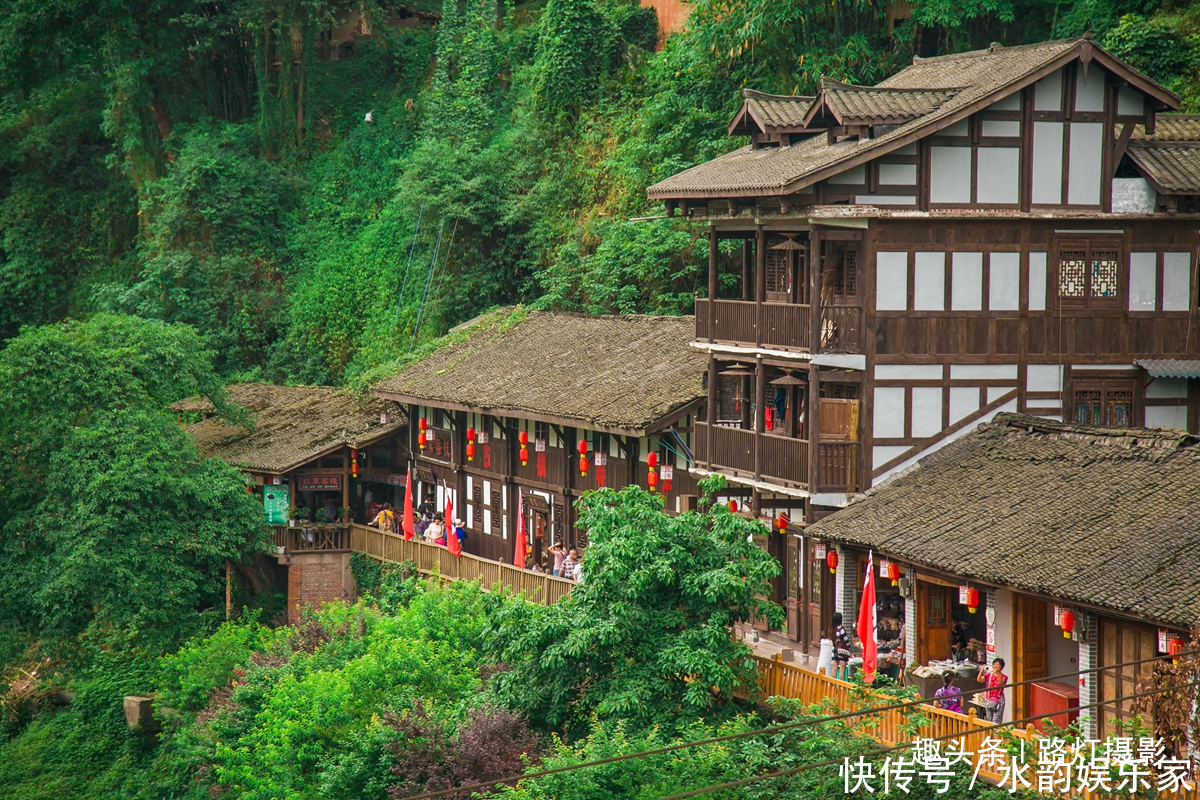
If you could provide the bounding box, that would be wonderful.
[809,413,1200,628]
[1131,113,1200,142]
[649,38,1179,199]
[1127,142,1200,194]
[1136,359,1200,379]
[175,383,406,473]
[371,311,705,434]
[816,78,958,125]
[738,90,814,131]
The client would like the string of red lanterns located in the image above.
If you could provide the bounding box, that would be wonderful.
[647,452,658,492]
[418,417,428,450]
[577,439,588,477]
[519,430,529,466]
[466,427,476,462]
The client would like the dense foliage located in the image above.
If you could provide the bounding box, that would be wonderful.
[3,0,1195,381]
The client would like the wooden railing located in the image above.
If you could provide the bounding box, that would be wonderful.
[759,433,809,485]
[285,524,352,552]
[761,302,811,351]
[350,525,574,605]
[820,305,863,353]
[695,422,755,474]
[818,441,859,492]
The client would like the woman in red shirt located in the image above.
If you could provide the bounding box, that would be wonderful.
[977,658,1008,723]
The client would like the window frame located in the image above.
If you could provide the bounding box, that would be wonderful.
[1054,237,1123,309]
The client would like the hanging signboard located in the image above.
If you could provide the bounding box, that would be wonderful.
[1158,629,1181,653]
[814,542,827,559]
[594,452,607,466]
[264,485,290,525]
[661,465,673,480]
[299,474,342,491]
[958,586,970,605]
[879,560,892,578]
[535,438,547,453]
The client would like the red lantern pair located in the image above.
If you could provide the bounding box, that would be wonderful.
[466,427,476,462]
[578,440,588,476]
[350,449,359,479]
[647,452,659,492]
[519,431,529,466]
[418,417,428,450]
[1168,637,1183,661]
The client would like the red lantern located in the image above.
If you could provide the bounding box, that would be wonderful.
[419,417,428,432]
[728,499,738,512]
[886,562,900,586]
[1169,637,1183,661]
[519,430,529,446]
[578,439,588,456]
[467,426,476,442]
[418,431,427,450]
[1060,610,1075,639]
[826,550,838,574]
[465,442,475,462]
[579,455,588,476]
[647,452,658,468]
[776,512,789,532]
[647,469,659,490]
[520,447,529,466]
[965,587,979,614]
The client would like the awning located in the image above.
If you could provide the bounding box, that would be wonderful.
[1135,359,1200,379]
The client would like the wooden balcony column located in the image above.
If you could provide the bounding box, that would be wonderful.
[742,239,752,301]
[753,356,766,480]
[755,226,766,347]
[706,354,717,468]
[808,226,822,356]
[707,227,718,343]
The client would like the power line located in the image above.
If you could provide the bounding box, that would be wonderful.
[409,218,444,353]
[394,201,425,324]
[396,648,1196,800]
[653,676,1200,800]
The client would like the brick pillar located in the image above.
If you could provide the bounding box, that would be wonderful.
[904,566,917,664]
[287,564,303,624]
[1077,611,1100,739]
[836,545,857,616]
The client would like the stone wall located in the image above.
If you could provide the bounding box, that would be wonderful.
[286,552,356,623]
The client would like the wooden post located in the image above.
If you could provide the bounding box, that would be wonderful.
[755,226,766,346]
[706,355,717,468]
[742,239,752,301]
[808,361,820,502]
[807,226,822,504]
[341,446,350,518]
[708,228,718,342]
[754,356,765,480]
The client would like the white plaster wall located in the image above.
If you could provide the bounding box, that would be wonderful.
[931,147,971,203]
[1032,122,1064,204]
[977,148,1020,204]
[1034,69,1063,111]
[949,386,980,423]
[1029,253,1048,311]
[830,164,866,184]
[1046,602,1079,677]
[952,252,984,310]
[1164,253,1191,311]
[1068,122,1103,206]
[991,588,1015,723]
[990,93,1021,112]
[911,387,944,438]
[1118,85,1144,116]
[1027,365,1064,392]
[876,364,943,380]
[1075,68,1106,112]
[1129,252,1157,311]
[1147,378,1188,398]
[989,252,1020,310]
[873,445,910,469]
[981,120,1020,137]
[874,386,906,437]
[914,251,945,310]
[951,364,1017,380]
[876,252,909,310]
[879,163,917,184]
[1146,406,1188,429]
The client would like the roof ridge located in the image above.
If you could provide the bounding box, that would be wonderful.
[911,36,1085,64]
[820,76,962,94]
[990,412,1199,447]
[742,88,813,101]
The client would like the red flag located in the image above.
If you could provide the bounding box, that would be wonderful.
[446,491,461,557]
[514,488,526,568]
[402,468,414,541]
[857,551,878,683]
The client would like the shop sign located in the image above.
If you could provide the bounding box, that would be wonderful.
[879,559,892,578]
[814,542,826,559]
[986,626,996,653]
[1158,629,1181,653]
[299,474,342,491]
[594,451,607,466]
[1053,605,1065,626]
[535,438,547,452]
[263,485,290,525]
[477,430,489,444]
[958,586,969,605]
[661,465,673,480]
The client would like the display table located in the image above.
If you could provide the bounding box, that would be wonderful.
[1030,681,1079,732]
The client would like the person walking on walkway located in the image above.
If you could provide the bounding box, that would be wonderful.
[830,612,852,681]
[977,658,1008,723]
[369,503,396,533]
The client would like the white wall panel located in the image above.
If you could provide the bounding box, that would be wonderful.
[1032,122,1064,204]
[873,386,906,438]
[1027,364,1063,391]
[1075,68,1106,111]
[856,195,917,205]
[911,387,944,438]
[876,252,909,310]
[875,364,943,380]
[1068,122,1103,205]
[873,446,910,469]
[950,364,1017,380]
[990,93,1022,111]
[987,386,1014,403]
[1146,406,1188,430]
[1147,378,1188,399]
[1029,252,1048,310]
[977,148,1020,204]
[989,252,1020,310]
[1118,85,1144,116]
[949,387,980,423]
[829,164,866,184]
[879,163,917,184]
[1035,69,1063,111]
[930,147,971,203]
[981,120,1020,137]
[952,252,983,310]
[1129,252,1157,311]
[914,251,945,310]
[1164,252,1191,311]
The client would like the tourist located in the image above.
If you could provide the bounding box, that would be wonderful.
[933,671,963,714]
[561,548,581,581]
[414,513,430,541]
[453,518,467,545]
[977,658,1008,723]
[323,498,338,524]
[549,543,566,577]
[525,553,544,573]
[830,612,851,681]
[427,513,446,545]
[369,503,396,532]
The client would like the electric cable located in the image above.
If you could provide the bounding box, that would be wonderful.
[396,648,1196,800]
[652,676,1200,800]
[394,201,425,323]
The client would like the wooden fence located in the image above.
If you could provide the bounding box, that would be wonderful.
[350,524,575,605]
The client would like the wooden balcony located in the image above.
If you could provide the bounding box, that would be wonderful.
[696,423,860,494]
[273,524,352,553]
[695,298,813,352]
[819,305,863,353]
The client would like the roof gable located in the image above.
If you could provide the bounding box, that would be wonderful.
[801,78,960,128]
[728,90,815,136]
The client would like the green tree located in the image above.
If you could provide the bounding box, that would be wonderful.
[486,479,784,731]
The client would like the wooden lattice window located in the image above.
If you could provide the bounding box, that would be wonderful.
[826,382,859,400]
[822,243,859,299]
[1057,240,1121,308]
[1073,380,1135,427]
[764,249,791,301]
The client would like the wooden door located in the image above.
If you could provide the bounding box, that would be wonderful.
[1013,595,1048,721]
[531,509,548,568]
[1099,617,1157,737]
[764,248,792,303]
[917,581,951,664]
